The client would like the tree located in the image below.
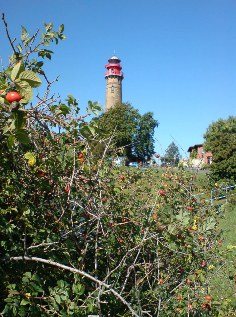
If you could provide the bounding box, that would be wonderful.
[204,116,236,182]
[133,112,158,162]
[161,142,181,166]
[94,103,140,161]
[95,104,158,162]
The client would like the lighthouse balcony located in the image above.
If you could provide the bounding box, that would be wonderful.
[105,70,123,78]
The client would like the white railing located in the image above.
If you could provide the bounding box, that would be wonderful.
[210,184,236,205]
[193,184,236,205]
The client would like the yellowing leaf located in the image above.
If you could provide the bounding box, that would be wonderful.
[24,152,36,166]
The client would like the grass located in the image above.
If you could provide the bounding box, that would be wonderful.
[209,201,236,308]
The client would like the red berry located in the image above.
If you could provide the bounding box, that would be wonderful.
[118,175,125,180]
[159,190,166,196]
[5,91,22,103]
[205,295,212,301]
[64,183,70,193]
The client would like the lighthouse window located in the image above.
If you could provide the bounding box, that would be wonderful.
[111,85,114,93]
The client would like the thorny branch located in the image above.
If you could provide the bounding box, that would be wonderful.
[10,256,141,317]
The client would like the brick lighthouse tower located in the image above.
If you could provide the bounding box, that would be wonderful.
[105,55,124,111]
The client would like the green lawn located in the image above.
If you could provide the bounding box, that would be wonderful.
[209,201,236,310]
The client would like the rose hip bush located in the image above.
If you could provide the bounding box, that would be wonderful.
[0,16,234,316]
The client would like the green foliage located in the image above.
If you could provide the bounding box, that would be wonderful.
[190,148,197,159]
[204,116,236,182]
[133,111,158,161]
[161,142,181,166]
[94,103,158,162]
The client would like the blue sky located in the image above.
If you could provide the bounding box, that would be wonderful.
[1,0,235,158]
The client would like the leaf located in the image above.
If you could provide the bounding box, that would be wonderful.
[0,75,8,90]
[13,111,26,130]
[45,22,53,32]
[21,26,29,42]
[0,96,6,105]
[24,152,36,166]
[59,24,64,33]
[15,79,33,103]
[58,104,70,116]
[55,294,61,304]
[19,70,42,88]
[11,62,24,81]
[16,44,23,53]
[20,299,30,306]
[38,49,53,59]
[5,68,12,79]
[87,100,102,115]
[3,119,15,134]
[15,129,30,144]
[80,124,95,137]
[24,272,32,279]
[7,135,15,149]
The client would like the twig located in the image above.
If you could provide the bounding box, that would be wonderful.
[2,13,17,55]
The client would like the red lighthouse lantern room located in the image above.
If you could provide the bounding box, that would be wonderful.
[105,56,124,78]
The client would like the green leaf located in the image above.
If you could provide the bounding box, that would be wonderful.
[21,26,29,43]
[59,104,70,116]
[59,24,64,33]
[3,119,15,134]
[11,62,24,81]
[38,49,53,59]
[20,299,30,306]
[15,79,33,103]
[45,22,53,32]
[5,68,12,79]
[13,111,26,130]
[87,101,102,115]
[0,96,6,105]
[7,135,15,149]
[15,129,30,144]
[0,75,8,90]
[80,124,95,138]
[16,44,23,53]
[55,294,61,304]
[19,70,42,88]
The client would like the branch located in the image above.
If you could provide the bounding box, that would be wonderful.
[10,255,140,317]
[2,13,17,55]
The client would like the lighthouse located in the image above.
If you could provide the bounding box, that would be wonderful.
[105,55,124,111]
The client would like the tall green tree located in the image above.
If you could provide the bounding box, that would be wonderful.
[133,112,158,162]
[161,142,180,166]
[204,116,236,182]
[95,103,139,160]
[95,103,158,162]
